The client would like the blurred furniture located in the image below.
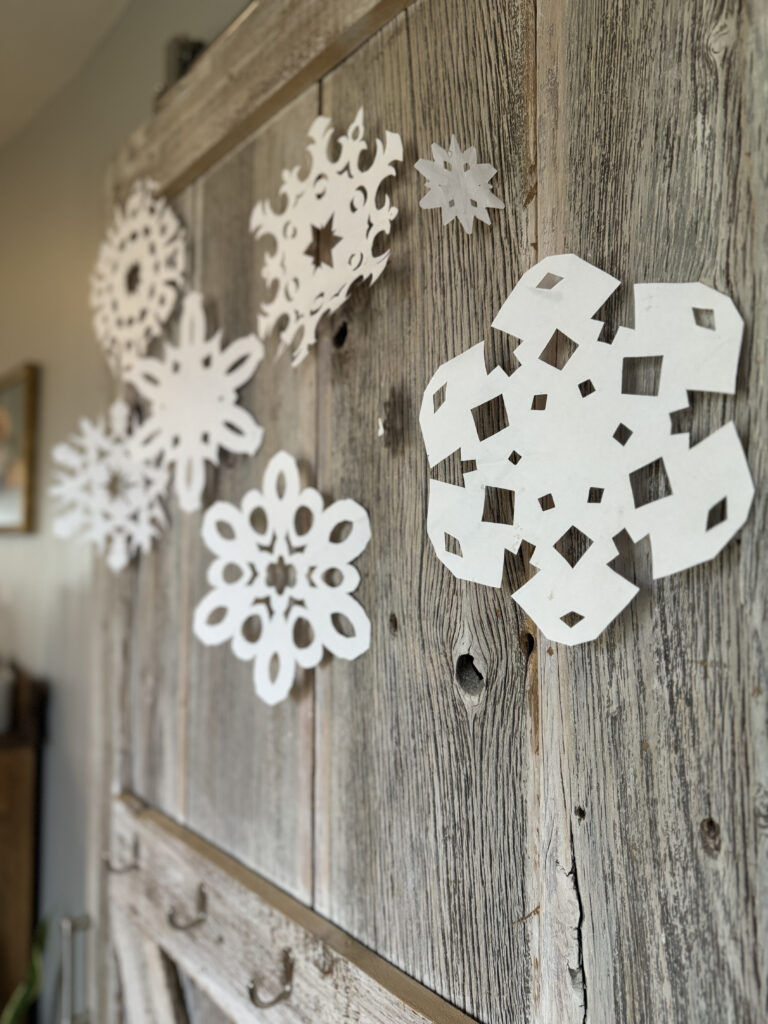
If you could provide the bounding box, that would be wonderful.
[0,663,46,1013]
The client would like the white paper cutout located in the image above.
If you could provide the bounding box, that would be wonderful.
[250,109,402,366]
[415,135,504,234]
[50,399,168,572]
[420,254,754,645]
[126,292,264,514]
[90,178,187,376]
[193,451,371,705]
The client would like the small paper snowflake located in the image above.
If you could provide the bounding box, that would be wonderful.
[126,291,264,514]
[193,450,371,706]
[250,109,402,366]
[50,399,168,572]
[90,178,187,375]
[420,254,754,645]
[415,135,504,234]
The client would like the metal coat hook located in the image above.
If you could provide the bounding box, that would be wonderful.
[168,883,208,930]
[248,949,294,1009]
[102,836,140,874]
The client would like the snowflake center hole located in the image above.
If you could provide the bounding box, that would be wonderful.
[266,555,296,595]
[125,262,141,293]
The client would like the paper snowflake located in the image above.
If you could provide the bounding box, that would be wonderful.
[126,292,264,514]
[193,450,371,706]
[250,109,402,366]
[90,178,187,375]
[415,135,504,234]
[50,399,168,573]
[420,254,754,645]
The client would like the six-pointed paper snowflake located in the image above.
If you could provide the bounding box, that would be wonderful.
[420,254,754,645]
[90,178,187,375]
[193,450,371,705]
[126,291,265,514]
[415,135,504,234]
[50,399,168,572]
[250,109,402,366]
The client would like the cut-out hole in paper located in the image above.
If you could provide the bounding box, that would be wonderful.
[444,532,463,556]
[540,331,578,370]
[693,307,716,330]
[250,110,402,366]
[629,458,672,508]
[472,393,508,440]
[415,135,504,234]
[706,497,728,530]
[193,451,371,705]
[50,399,168,572]
[126,292,264,513]
[482,486,515,526]
[419,253,754,645]
[90,178,187,376]
[578,379,596,398]
[622,355,663,396]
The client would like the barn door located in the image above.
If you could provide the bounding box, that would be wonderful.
[92,1,767,1022]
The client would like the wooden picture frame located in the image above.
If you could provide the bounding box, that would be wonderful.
[0,364,38,533]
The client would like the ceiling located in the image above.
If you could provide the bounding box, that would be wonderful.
[0,0,130,147]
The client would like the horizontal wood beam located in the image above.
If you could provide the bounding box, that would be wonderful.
[108,0,415,200]
[110,794,477,1023]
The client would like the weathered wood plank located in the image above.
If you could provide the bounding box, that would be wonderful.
[111,795,479,1024]
[108,0,417,199]
[182,89,318,901]
[535,1,768,1021]
[313,3,537,1021]
[113,909,190,1024]
[124,184,200,816]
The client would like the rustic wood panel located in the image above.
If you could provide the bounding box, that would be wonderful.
[313,3,537,1022]
[108,0,418,199]
[111,795,478,1024]
[182,89,318,902]
[535,1,768,1021]
[124,184,200,816]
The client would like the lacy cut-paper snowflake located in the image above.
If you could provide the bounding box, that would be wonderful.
[90,178,187,375]
[126,292,265,514]
[50,399,168,572]
[250,109,402,366]
[193,450,371,706]
[415,136,505,234]
[420,254,754,645]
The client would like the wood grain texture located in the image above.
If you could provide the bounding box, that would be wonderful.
[111,795,479,1024]
[182,89,318,902]
[535,1,768,1021]
[0,746,36,1007]
[108,0,416,200]
[313,3,537,1021]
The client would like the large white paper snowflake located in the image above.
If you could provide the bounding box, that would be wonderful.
[50,399,168,572]
[193,451,371,706]
[250,109,402,366]
[90,178,187,375]
[415,135,504,234]
[420,254,754,645]
[126,292,264,514]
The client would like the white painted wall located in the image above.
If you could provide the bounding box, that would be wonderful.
[0,2,247,1019]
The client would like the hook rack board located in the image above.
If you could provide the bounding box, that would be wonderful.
[109,794,476,1024]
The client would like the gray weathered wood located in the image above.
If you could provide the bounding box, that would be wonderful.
[111,795,479,1024]
[108,0,417,199]
[534,1,768,1021]
[313,3,538,1022]
[181,89,319,901]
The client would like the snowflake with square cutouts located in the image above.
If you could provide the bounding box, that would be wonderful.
[249,109,402,366]
[192,450,371,706]
[50,399,168,572]
[126,291,265,514]
[419,254,754,645]
[415,135,504,234]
